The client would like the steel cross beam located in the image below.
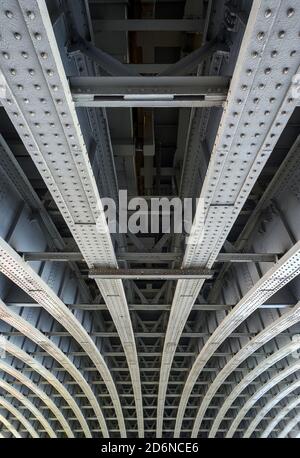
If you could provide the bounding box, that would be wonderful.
[249,386,300,438]
[227,363,300,437]
[70,76,229,107]
[93,19,204,32]
[157,0,300,437]
[0,236,117,437]
[210,330,300,437]
[0,339,89,436]
[0,0,142,436]
[175,241,300,437]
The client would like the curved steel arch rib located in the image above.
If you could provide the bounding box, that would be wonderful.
[0,339,90,437]
[209,305,300,437]
[0,414,21,438]
[0,378,56,438]
[226,364,300,437]
[278,413,300,438]
[0,299,104,437]
[0,237,119,436]
[174,242,300,437]
[157,0,300,437]
[0,360,73,437]
[0,0,142,435]
[0,398,39,438]
[256,391,300,438]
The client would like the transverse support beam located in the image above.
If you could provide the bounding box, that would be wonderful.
[89,268,213,280]
[93,19,204,32]
[70,76,229,107]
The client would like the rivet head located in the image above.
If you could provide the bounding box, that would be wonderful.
[5,10,13,19]
[278,30,285,39]
[21,51,29,59]
[246,68,253,75]
[23,98,29,104]
[283,67,289,74]
[34,32,42,41]
[271,50,278,58]
[275,83,282,89]
[265,9,272,18]
[40,52,48,59]
[287,8,295,17]
[2,52,9,59]
[269,97,275,103]
[14,32,22,40]
[17,84,23,91]
[290,50,296,57]
[27,11,36,20]
[257,31,265,41]
[252,51,258,58]
[34,84,41,90]
[28,69,35,76]
[46,69,54,76]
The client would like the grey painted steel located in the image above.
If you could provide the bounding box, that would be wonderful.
[0,378,56,438]
[0,360,73,437]
[227,363,300,437]
[0,397,39,438]
[89,268,213,279]
[251,388,300,438]
[176,241,300,437]
[157,0,300,437]
[71,76,228,107]
[278,413,300,438]
[0,339,89,437]
[93,19,204,32]
[0,0,142,436]
[0,298,100,438]
[0,415,21,438]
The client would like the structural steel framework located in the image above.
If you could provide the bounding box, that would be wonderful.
[0,0,299,439]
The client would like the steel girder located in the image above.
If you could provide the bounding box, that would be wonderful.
[157,0,300,437]
[0,0,142,436]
